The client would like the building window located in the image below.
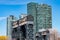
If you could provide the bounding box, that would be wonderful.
[14,28,17,32]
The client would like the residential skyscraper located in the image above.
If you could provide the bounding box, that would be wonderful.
[7,15,16,40]
[27,2,52,32]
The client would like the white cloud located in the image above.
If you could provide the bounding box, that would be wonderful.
[0,17,7,21]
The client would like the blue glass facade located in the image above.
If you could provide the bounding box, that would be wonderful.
[27,2,52,32]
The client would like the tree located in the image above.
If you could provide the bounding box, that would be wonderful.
[0,36,8,40]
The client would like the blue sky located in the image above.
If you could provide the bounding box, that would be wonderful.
[0,0,60,35]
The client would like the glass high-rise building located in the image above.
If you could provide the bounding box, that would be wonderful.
[7,15,16,40]
[27,2,52,32]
